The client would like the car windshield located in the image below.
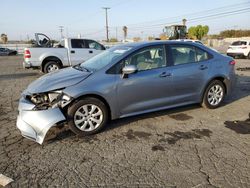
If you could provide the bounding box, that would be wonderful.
[80,46,132,71]
[232,41,247,46]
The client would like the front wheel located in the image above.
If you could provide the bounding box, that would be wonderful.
[202,80,225,109]
[67,98,108,136]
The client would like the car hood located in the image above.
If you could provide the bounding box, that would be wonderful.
[25,67,91,94]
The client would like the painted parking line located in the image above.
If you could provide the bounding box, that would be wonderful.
[0,174,13,187]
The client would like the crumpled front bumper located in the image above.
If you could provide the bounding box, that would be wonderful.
[16,96,66,144]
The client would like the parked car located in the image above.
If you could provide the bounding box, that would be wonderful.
[0,47,18,56]
[23,33,106,73]
[227,40,250,59]
[17,41,237,144]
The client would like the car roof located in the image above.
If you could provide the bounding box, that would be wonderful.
[119,40,204,48]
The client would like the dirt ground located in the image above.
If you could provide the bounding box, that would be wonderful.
[0,55,250,188]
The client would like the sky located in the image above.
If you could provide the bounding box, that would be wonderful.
[1,0,250,41]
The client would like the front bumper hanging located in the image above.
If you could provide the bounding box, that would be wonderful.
[16,97,66,144]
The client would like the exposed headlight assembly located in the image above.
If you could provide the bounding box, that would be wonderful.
[27,90,72,110]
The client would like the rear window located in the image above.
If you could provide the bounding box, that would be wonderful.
[232,41,247,46]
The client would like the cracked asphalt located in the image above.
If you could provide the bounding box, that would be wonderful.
[0,55,250,188]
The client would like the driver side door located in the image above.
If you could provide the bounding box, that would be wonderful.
[116,45,174,117]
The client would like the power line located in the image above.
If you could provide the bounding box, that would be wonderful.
[124,7,250,31]
[64,1,250,39]
[114,8,250,38]
[122,1,250,27]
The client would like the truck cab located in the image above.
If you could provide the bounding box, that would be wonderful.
[23,33,106,73]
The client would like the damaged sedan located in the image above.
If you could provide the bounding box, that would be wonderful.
[17,41,237,144]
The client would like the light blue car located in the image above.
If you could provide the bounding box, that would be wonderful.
[17,41,237,144]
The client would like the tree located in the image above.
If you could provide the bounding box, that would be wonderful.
[133,37,141,42]
[188,25,209,40]
[159,33,168,40]
[219,29,250,38]
[123,26,128,40]
[1,33,8,44]
[148,36,155,41]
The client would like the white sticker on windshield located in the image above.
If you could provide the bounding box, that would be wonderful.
[113,48,131,54]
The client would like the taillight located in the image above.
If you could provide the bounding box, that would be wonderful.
[24,50,31,58]
[229,60,236,65]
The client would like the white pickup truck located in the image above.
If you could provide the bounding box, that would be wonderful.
[23,33,106,73]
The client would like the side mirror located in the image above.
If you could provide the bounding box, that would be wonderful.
[122,65,137,78]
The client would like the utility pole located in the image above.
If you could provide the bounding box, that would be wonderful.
[59,26,64,39]
[116,27,118,41]
[102,7,110,42]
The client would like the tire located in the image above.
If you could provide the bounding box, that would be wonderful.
[202,80,225,109]
[67,98,108,136]
[43,61,61,73]
[248,53,250,60]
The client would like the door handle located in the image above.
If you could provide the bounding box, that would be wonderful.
[159,72,172,78]
[199,65,208,70]
[71,50,75,54]
[89,50,93,54]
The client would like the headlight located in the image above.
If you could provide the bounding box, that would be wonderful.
[27,90,72,110]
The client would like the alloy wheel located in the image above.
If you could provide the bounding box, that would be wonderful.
[74,104,103,132]
[207,85,224,106]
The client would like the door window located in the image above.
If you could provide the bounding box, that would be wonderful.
[87,40,104,50]
[124,46,166,71]
[170,45,209,65]
[71,39,86,48]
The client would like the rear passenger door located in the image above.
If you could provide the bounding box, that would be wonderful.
[167,44,212,103]
[69,39,90,65]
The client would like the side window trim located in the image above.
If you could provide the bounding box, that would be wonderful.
[106,44,167,74]
[125,45,167,72]
[169,44,197,66]
[168,44,212,67]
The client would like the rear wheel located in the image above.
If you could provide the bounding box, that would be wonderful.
[248,52,250,59]
[43,61,61,73]
[67,98,108,136]
[202,80,225,109]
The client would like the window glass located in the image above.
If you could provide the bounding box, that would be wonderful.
[196,47,209,62]
[88,40,103,50]
[171,46,196,65]
[232,41,247,46]
[71,39,86,48]
[124,46,166,71]
[170,45,209,65]
[80,46,132,72]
